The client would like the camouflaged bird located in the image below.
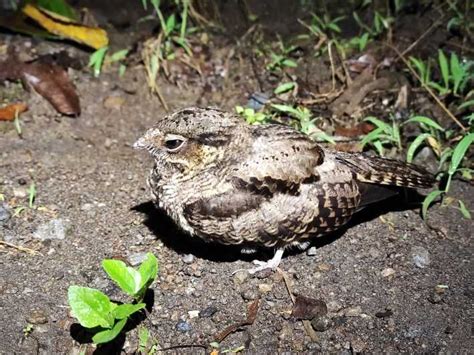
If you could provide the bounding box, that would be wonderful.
[134,107,435,273]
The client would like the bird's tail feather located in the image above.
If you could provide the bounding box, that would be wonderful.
[336,152,435,188]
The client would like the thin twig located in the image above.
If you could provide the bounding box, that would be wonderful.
[278,268,318,342]
[0,241,42,255]
[386,44,467,131]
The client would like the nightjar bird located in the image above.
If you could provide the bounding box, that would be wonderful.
[134,107,435,273]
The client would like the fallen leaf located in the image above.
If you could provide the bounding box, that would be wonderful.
[291,295,327,320]
[22,4,108,49]
[335,122,374,137]
[20,61,80,116]
[0,103,28,121]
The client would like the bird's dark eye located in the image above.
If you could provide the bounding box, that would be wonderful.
[164,139,184,151]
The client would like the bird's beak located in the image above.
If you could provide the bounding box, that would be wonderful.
[133,128,161,150]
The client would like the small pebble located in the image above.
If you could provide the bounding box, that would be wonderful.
[182,254,194,264]
[188,310,199,319]
[13,187,28,198]
[411,246,430,268]
[258,283,273,293]
[128,252,148,266]
[345,306,362,317]
[27,309,48,324]
[241,289,258,301]
[0,204,11,224]
[33,219,68,241]
[381,268,395,277]
[233,270,248,285]
[199,305,218,318]
[175,320,191,333]
[306,246,317,256]
[311,315,331,332]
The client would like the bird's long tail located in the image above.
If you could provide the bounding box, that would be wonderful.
[336,152,436,188]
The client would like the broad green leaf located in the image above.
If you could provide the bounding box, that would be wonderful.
[407,133,431,163]
[138,253,159,290]
[165,14,176,35]
[458,200,471,219]
[68,286,114,329]
[102,259,141,296]
[37,0,79,21]
[282,59,298,68]
[92,318,127,344]
[112,303,146,320]
[405,116,444,131]
[438,50,449,91]
[422,190,444,220]
[448,133,474,175]
[274,82,296,94]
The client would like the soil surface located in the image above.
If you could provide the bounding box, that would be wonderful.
[0,3,473,354]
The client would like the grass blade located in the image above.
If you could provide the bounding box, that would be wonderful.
[422,190,444,220]
[407,133,431,163]
[448,133,474,175]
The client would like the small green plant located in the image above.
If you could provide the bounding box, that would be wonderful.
[353,10,393,38]
[266,41,298,72]
[68,253,158,344]
[271,104,335,144]
[423,132,473,219]
[138,326,158,354]
[89,47,130,77]
[409,51,473,96]
[23,323,34,338]
[235,106,270,125]
[360,116,402,156]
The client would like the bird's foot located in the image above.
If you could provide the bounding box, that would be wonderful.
[247,249,284,275]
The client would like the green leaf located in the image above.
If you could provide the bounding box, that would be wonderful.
[448,133,474,175]
[450,53,463,95]
[458,100,474,110]
[458,200,471,219]
[274,82,296,94]
[405,116,444,131]
[102,259,142,296]
[271,104,301,118]
[282,59,298,68]
[422,190,444,220]
[165,14,176,35]
[109,49,129,63]
[92,318,127,344]
[37,0,79,21]
[138,326,150,350]
[68,286,114,329]
[112,303,146,320]
[138,253,159,290]
[407,133,431,163]
[438,50,449,91]
[360,127,383,148]
[88,46,109,77]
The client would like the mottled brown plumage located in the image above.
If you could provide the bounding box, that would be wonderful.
[134,107,434,272]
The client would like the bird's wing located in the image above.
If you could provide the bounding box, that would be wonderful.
[232,124,324,194]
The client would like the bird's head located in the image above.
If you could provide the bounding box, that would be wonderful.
[134,107,244,176]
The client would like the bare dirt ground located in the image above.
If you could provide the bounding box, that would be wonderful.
[0,4,473,353]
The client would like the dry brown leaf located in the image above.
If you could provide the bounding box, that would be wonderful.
[21,61,80,116]
[0,103,28,121]
[291,295,327,320]
[22,4,108,49]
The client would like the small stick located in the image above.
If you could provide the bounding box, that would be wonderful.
[0,241,42,255]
